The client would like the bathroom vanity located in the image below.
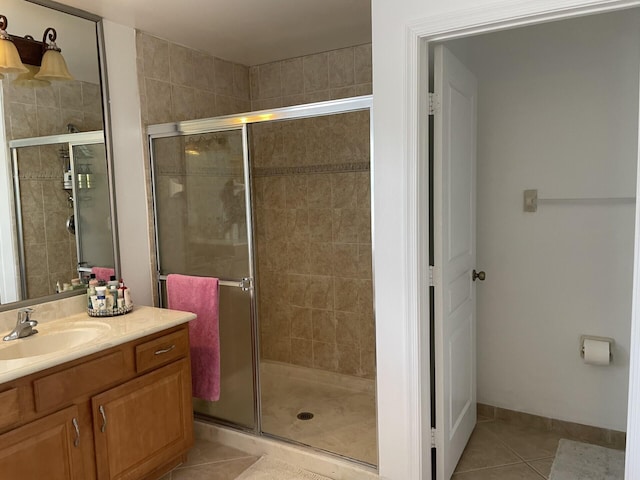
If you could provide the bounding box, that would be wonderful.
[0,306,195,480]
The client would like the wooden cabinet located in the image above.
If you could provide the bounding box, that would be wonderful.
[0,324,193,480]
[92,359,193,480]
[0,405,85,480]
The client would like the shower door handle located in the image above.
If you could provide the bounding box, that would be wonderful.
[240,277,253,292]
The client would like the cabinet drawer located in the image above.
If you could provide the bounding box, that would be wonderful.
[33,351,125,413]
[135,329,189,374]
[0,388,20,430]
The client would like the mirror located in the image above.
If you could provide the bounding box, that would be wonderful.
[0,0,117,306]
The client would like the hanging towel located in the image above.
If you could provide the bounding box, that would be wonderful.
[92,266,115,282]
[166,274,220,402]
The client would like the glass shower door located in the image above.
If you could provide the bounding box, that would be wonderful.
[151,127,256,430]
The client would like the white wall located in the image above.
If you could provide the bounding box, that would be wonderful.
[102,21,154,306]
[371,0,640,478]
[446,9,639,432]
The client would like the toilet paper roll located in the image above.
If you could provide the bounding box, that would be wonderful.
[583,338,611,366]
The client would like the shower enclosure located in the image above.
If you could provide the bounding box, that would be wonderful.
[149,96,377,466]
[10,131,115,299]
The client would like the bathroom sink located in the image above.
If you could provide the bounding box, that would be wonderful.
[0,322,111,360]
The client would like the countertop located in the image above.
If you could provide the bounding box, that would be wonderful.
[0,305,195,385]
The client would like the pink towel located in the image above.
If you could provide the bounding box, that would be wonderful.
[92,266,115,282]
[166,274,220,402]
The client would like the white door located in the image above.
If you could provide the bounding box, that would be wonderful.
[433,45,478,480]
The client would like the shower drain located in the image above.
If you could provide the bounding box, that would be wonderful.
[297,412,314,421]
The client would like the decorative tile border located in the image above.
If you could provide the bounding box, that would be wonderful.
[253,162,370,177]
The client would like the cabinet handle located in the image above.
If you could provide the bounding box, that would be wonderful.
[72,418,80,447]
[154,344,176,355]
[99,405,107,433]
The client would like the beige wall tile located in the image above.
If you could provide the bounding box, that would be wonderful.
[337,343,360,375]
[354,44,373,84]
[329,47,355,88]
[287,241,310,274]
[334,277,359,312]
[258,63,281,99]
[308,242,333,276]
[333,208,358,243]
[193,90,217,119]
[303,52,329,92]
[336,311,359,345]
[169,43,194,87]
[313,340,337,371]
[307,175,332,208]
[281,58,304,96]
[36,86,60,108]
[331,86,356,100]
[10,103,38,139]
[307,275,334,309]
[312,309,336,343]
[233,64,250,100]
[331,173,357,208]
[192,51,215,91]
[290,306,313,340]
[138,33,169,81]
[308,208,333,243]
[145,79,173,124]
[291,338,314,367]
[171,85,196,121]
[214,58,235,96]
[37,106,62,136]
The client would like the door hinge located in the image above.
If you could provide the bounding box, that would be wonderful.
[428,93,440,115]
[429,265,438,287]
[431,427,437,448]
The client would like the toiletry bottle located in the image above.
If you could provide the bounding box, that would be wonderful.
[95,286,107,311]
[109,284,119,312]
[121,280,133,308]
[117,279,126,309]
[88,273,98,309]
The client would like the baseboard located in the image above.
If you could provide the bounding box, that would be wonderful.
[477,403,626,450]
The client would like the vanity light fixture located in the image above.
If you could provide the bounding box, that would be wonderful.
[34,27,73,81]
[0,14,73,81]
[0,15,28,74]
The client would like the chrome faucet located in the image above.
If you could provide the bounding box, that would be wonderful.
[3,308,38,341]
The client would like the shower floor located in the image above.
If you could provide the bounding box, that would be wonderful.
[259,361,378,466]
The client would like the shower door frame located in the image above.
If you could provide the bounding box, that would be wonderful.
[147,95,375,453]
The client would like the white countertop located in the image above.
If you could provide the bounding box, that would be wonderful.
[0,305,195,385]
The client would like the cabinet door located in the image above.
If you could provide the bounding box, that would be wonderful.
[0,405,85,480]
[92,358,193,480]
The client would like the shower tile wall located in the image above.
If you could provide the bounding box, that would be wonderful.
[249,44,374,378]
[251,112,374,379]
[1,79,104,297]
[249,44,372,110]
[136,32,251,126]
[136,32,252,302]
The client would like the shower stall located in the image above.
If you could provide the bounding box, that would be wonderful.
[149,96,376,466]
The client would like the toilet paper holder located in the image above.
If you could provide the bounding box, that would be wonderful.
[580,335,614,360]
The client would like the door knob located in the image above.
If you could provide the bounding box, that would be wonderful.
[472,270,486,282]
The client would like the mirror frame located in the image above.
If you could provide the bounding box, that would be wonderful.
[0,0,120,312]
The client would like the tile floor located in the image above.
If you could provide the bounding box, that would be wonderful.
[160,439,259,479]
[260,362,378,465]
[452,415,625,479]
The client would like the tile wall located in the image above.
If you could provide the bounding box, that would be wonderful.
[250,45,374,378]
[137,34,374,377]
[2,78,104,297]
[249,44,372,110]
[136,32,251,125]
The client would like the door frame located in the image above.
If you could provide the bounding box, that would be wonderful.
[399,0,640,478]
